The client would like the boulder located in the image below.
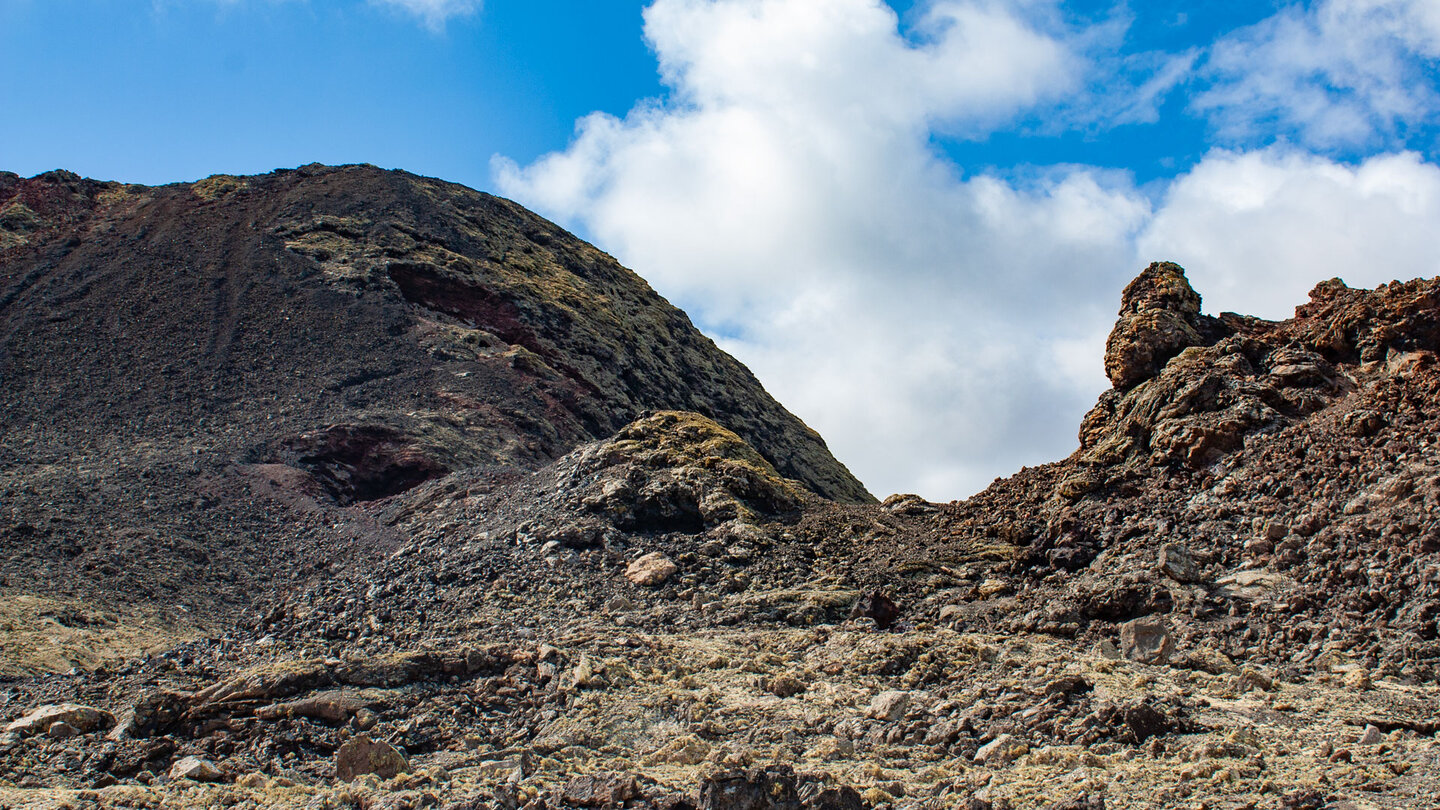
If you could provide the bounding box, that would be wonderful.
[699,765,800,810]
[866,690,910,722]
[170,756,224,782]
[626,552,678,586]
[1119,616,1175,664]
[5,704,114,737]
[1158,544,1201,583]
[1103,262,1207,390]
[975,733,1027,766]
[335,734,410,781]
[562,772,642,807]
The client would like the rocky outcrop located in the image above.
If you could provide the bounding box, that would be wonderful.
[1080,265,1372,471]
[1103,261,1218,390]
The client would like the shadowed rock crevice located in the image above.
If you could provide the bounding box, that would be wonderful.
[282,424,451,505]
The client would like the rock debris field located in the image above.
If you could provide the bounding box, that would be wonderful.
[2,166,1439,809]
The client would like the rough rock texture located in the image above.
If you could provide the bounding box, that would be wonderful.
[1103,261,1217,390]
[335,734,410,781]
[0,165,869,675]
[3,170,1440,810]
[4,703,112,736]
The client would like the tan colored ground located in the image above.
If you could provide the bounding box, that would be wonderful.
[0,592,200,679]
[3,623,1435,809]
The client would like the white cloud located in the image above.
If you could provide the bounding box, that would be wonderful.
[1195,0,1440,149]
[370,0,481,30]
[495,0,1148,499]
[494,0,1440,500]
[1138,148,1440,320]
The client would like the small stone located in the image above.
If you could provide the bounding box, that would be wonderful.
[474,756,529,783]
[352,708,378,731]
[1119,616,1174,664]
[1244,538,1274,556]
[1342,668,1372,690]
[975,733,1026,766]
[1057,469,1104,500]
[170,756,224,782]
[866,690,910,722]
[604,595,638,612]
[1044,675,1092,697]
[978,578,1011,598]
[46,722,77,740]
[335,734,410,781]
[1263,521,1290,540]
[805,736,855,761]
[1238,667,1274,692]
[567,656,606,689]
[1358,725,1383,746]
[765,673,806,698]
[1095,639,1122,660]
[1158,544,1201,583]
[625,552,678,586]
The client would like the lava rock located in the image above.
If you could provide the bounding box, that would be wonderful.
[169,756,224,782]
[849,591,900,629]
[5,704,114,737]
[626,552,678,586]
[335,734,410,781]
[699,765,800,810]
[561,772,641,807]
[1119,616,1175,664]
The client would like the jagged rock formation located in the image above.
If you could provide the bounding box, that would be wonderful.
[3,166,1440,809]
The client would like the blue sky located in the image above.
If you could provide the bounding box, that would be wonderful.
[4,0,1440,498]
[6,1,1430,187]
[0,1,660,184]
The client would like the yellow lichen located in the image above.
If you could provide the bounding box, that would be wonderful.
[192,174,248,201]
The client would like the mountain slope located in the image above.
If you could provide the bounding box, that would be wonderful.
[3,167,1439,809]
[0,164,870,670]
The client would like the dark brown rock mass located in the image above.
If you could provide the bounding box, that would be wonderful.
[4,171,1440,810]
[0,164,869,658]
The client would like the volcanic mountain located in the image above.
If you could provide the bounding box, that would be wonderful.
[0,164,869,671]
[2,166,1438,809]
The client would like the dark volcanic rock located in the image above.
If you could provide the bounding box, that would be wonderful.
[1103,261,1215,390]
[0,164,869,668]
[5,171,1440,810]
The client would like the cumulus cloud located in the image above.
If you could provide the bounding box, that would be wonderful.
[1194,0,1440,150]
[1139,148,1440,319]
[494,0,1440,500]
[495,0,1139,499]
[370,0,481,30]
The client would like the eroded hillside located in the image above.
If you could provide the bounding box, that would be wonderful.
[1,168,1438,809]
